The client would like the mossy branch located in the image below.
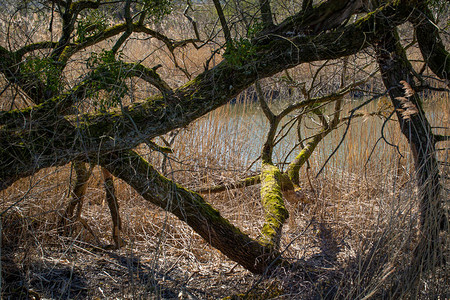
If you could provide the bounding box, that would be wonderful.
[195,170,296,194]
[123,62,173,95]
[14,42,59,60]
[287,133,324,186]
[259,162,289,249]
[70,0,101,12]
[100,150,282,274]
[195,175,261,194]
[146,140,173,154]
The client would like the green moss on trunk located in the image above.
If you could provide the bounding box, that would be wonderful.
[100,150,282,274]
[259,163,289,249]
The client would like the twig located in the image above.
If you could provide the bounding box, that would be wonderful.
[316,92,388,178]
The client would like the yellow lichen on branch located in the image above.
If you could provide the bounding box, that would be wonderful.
[287,134,323,186]
[259,162,289,249]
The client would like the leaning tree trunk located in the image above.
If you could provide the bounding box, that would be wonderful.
[99,150,285,274]
[0,1,415,192]
[411,4,450,85]
[375,27,444,286]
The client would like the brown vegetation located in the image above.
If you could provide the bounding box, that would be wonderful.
[0,0,449,298]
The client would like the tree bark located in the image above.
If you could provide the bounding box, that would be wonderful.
[375,27,444,274]
[99,150,282,274]
[259,162,289,249]
[259,0,274,29]
[58,161,92,234]
[102,168,125,248]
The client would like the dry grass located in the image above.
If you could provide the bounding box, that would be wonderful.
[1,5,449,299]
[1,92,448,299]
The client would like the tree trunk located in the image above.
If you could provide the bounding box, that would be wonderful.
[375,27,444,276]
[259,162,289,249]
[102,168,125,248]
[58,161,92,234]
[100,150,283,274]
[411,4,450,84]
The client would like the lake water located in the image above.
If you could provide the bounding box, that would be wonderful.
[170,96,449,178]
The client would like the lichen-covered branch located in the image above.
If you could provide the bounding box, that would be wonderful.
[256,79,290,249]
[195,175,261,194]
[287,132,326,186]
[122,62,173,95]
[259,163,289,249]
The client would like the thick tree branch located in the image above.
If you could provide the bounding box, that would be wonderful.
[100,150,282,274]
[0,1,415,191]
[195,175,261,194]
[259,162,288,249]
[256,82,290,250]
[257,0,376,39]
[0,61,172,127]
[410,4,450,84]
[259,0,274,29]
[14,42,59,60]
[111,0,133,54]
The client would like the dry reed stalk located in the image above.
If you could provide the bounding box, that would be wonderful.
[0,8,448,295]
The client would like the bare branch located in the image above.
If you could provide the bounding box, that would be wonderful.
[212,0,233,46]
[184,2,201,43]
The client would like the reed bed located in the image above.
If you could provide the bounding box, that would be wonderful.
[1,90,448,299]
